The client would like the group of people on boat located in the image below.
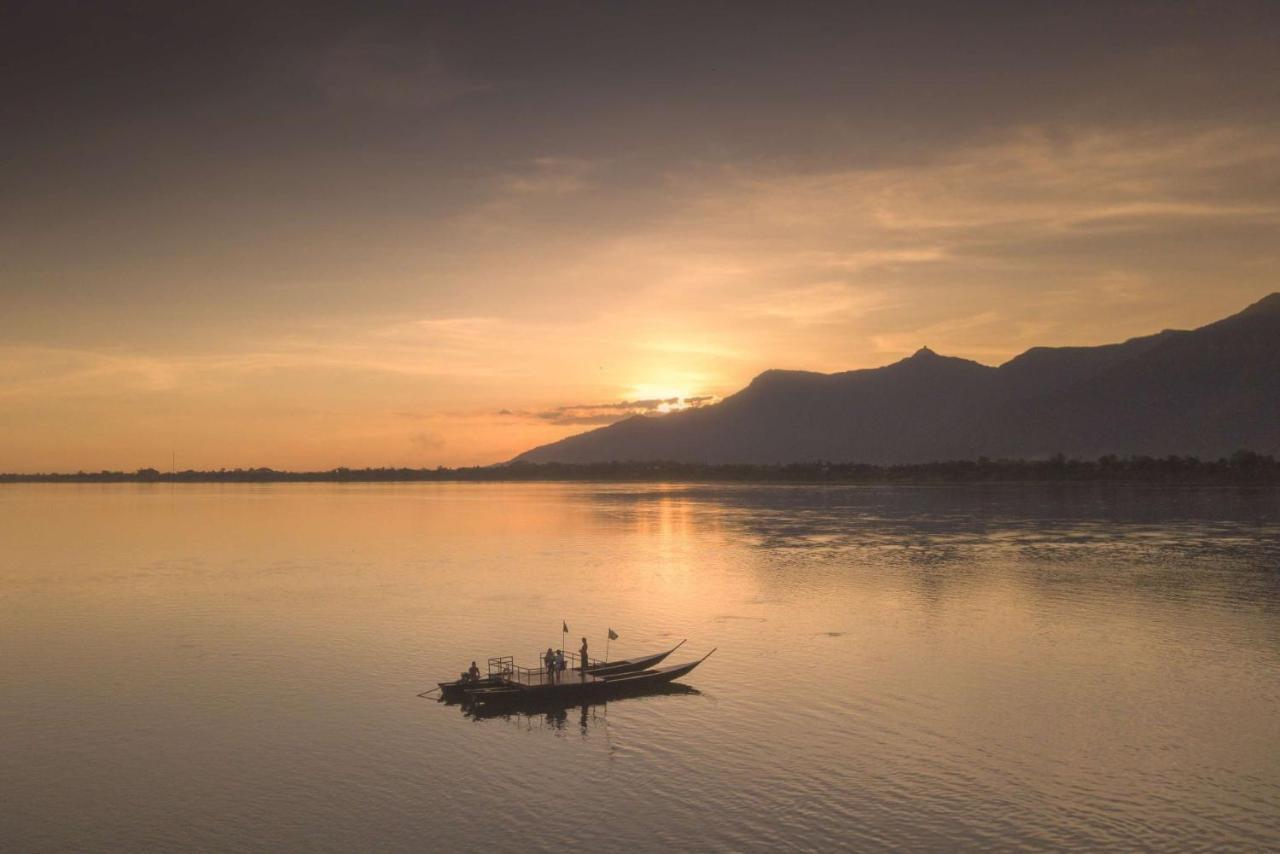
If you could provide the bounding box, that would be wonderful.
[542,637,590,683]
[543,647,564,681]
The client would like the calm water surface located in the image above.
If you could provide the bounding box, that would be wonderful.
[2,483,1278,851]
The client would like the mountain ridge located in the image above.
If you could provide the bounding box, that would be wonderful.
[513,294,1280,464]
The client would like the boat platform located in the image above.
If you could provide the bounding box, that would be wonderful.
[483,652,604,689]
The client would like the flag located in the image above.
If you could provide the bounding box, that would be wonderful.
[608,628,619,640]
[562,621,569,633]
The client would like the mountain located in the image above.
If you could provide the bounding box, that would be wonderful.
[513,294,1280,464]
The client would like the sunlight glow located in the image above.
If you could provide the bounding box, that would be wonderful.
[624,384,687,401]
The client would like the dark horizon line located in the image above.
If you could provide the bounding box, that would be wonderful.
[2,452,1277,484]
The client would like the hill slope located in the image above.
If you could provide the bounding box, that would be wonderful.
[513,294,1280,464]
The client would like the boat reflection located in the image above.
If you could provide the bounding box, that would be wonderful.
[453,683,702,725]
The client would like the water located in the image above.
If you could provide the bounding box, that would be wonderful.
[2,482,1278,851]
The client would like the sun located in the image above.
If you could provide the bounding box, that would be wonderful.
[623,383,715,415]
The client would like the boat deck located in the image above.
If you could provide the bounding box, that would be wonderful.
[503,668,607,689]
[483,652,607,692]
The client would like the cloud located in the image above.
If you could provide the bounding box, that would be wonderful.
[500,157,599,195]
[0,346,184,400]
[736,282,897,326]
[534,412,627,426]
[684,127,1280,254]
[409,431,445,451]
[552,122,1280,365]
[500,395,717,426]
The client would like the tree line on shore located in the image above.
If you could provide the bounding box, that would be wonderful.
[3,451,1278,484]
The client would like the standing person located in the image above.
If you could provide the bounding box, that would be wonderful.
[544,647,556,683]
[556,648,566,676]
[579,637,589,680]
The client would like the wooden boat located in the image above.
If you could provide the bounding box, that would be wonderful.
[583,639,685,676]
[436,674,505,698]
[436,640,687,701]
[463,648,716,711]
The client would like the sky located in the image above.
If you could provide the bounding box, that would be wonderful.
[2,0,1279,471]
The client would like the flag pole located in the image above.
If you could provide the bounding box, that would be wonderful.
[605,630,611,663]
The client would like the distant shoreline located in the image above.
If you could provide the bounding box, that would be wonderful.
[3,454,1278,484]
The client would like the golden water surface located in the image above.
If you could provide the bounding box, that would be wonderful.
[2,483,1278,851]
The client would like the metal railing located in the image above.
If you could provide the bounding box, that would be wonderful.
[483,651,604,686]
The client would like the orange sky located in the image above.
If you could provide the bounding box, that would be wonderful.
[2,3,1278,471]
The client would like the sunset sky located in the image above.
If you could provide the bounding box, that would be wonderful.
[3,1,1279,471]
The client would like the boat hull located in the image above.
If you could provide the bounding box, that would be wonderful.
[582,639,684,676]
[437,676,503,698]
[436,640,686,702]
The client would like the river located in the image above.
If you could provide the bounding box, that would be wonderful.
[2,482,1277,851]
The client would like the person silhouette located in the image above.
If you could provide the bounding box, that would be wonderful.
[579,637,589,680]
[544,647,556,684]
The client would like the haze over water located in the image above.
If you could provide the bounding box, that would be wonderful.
[3,482,1278,851]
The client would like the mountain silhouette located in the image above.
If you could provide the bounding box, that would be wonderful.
[513,294,1280,464]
